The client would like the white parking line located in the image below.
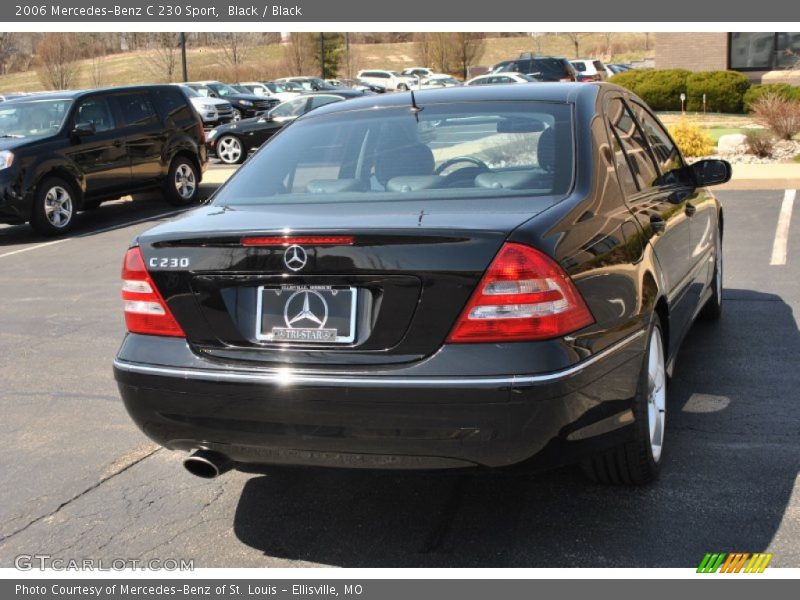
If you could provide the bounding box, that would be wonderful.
[770,190,796,266]
[0,209,187,260]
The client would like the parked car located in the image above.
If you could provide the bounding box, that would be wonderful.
[185,81,277,121]
[465,72,538,86]
[357,69,416,91]
[263,81,304,102]
[275,77,340,92]
[114,82,731,485]
[494,54,578,82]
[206,93,348,164]
[234,81,299,104]
[400,67,435,79]
[0,85,207,235]
[606,63,633,77]
[0,93,30,102]
[342,79,386,94]
[174,84,234,127]
[419,75,462,88]
[571,59,609,82]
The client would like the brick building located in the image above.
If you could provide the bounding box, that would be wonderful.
[655,32,800,85]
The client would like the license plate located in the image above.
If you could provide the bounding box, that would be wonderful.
[256,285,357,344]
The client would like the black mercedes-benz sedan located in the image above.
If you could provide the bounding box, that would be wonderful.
[114,83,730,486]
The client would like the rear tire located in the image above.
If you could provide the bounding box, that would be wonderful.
[163,156,199,206]
[30,177,78,236]
[700,227,723,321]
[581,315,667,486]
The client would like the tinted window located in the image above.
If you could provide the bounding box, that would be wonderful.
[117,93,159,127]
[152,87,193,122]
[631,103,684,175]
[606,98,659,190]
[270,98,309,118]
[572,61,587,72]
[75,96,116,133]
[214,101,574,206]
[309,95,342,109]
[593,61,605,71]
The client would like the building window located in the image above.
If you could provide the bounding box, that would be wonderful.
[776,33,800,69]
[730,32,800,70]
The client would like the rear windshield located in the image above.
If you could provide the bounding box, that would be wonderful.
[213,101,573,206]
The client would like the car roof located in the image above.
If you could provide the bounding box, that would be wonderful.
[302,82,605,120]
[0,84,181,103]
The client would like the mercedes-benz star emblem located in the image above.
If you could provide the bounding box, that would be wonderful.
[284,290,328,329]
[283,244,308,271]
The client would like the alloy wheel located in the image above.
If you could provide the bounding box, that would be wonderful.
[217,136,243,164]
[174,163,196,199]
[43,186,73,228]
[647,328,666,463]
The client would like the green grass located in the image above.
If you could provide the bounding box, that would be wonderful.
[794,153,800,163]
[704,127,745,142]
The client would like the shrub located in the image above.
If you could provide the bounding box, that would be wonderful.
[609,69,690,111]
[744,129,775,157]
[686,71,751,113]
[751,93,800,140]
[744,83,800,111]
[668,119,715,157]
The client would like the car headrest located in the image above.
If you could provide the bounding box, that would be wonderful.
[374,143,435,186]
[306,179,368,194]
[537,127,556,172]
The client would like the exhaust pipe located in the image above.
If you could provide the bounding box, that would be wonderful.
[183,449,233,479]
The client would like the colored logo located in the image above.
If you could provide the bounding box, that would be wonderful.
[697,553,773,573]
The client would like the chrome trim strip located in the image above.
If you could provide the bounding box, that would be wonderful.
[113,329,646,389]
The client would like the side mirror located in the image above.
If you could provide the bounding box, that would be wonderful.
[691,159,732,187]
[72,121,96,137]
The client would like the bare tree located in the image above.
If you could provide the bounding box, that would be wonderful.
[452,33,486,79]
[216,32,256,81]
[144,32,181,82]
[282,33,317,75]
[0,33,16,75]
[36,33,81,90]
[413,33,453,73]
[563,33,589,58]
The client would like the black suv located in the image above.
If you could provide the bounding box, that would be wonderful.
[185,81,278,121]
[0,85,207,235]
[494,53,577,82]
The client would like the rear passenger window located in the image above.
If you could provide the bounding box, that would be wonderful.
[117,93,159,127]
[75,97,116,133]
[153,88,193,122]
[606,98,660,190]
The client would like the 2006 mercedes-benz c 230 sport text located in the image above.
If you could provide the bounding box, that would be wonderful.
[113,83,731,486]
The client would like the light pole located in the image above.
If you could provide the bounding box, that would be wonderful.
[180,32,188,82]
[320,33,325,79]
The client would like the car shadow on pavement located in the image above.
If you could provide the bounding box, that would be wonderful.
[231,289,799,567]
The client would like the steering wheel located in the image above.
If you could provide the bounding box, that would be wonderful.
[435,156,489,175]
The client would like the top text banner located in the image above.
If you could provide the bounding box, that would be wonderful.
[2,0,796,22]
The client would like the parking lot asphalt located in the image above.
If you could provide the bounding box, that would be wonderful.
[0,188,797,568]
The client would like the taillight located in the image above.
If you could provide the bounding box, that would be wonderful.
[241,235,354,246]
[121,247,185,337]
[447,243,594,343]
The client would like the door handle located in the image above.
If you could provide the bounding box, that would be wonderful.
[685,202,696,217]
[650,215,666,235]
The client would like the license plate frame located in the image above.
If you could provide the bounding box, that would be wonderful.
[255,284,357,344]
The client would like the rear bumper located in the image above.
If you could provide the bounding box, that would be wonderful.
[113,330,646,470]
